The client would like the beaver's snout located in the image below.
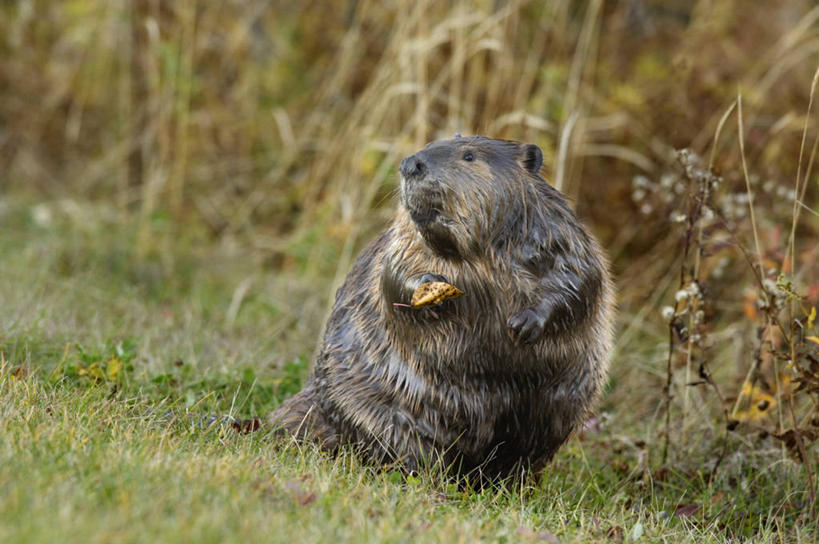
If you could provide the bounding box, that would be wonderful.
[400,150,443,227]
[399,152,427,180]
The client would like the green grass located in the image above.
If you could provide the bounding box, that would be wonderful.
[1,201,816,543]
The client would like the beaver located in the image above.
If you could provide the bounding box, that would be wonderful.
[270,135,614,480]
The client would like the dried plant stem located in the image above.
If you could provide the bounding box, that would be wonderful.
[735,91,788,449]
[736,93,764,275]
[708,100,737,171]
[128,0,149,206]
[662,321,675,464]
[772,334,785,435]
[682,218,703,436]
[788,385,816,517]
[663,99,739,462]
[663,156,706,463]
[564,0,601,119]
[558,0,601,200]
[729,323,768,419]
[555,112,579,193]
[446,1,465,133]
[413,0,429,148]
[785,66,819,520]
[785,67,819,272]
[169,0,196,216]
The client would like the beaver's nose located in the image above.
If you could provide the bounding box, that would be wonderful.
[399,153,427,179]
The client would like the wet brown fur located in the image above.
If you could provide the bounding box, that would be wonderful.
[270,136,614,480]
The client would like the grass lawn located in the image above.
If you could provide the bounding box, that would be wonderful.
[1,200,816,543]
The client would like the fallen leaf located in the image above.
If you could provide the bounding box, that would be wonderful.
[231,418,262,433]
[411,281,464,308]
[743,293,758,320]
[673,504,699,518]
[806,336,819,347]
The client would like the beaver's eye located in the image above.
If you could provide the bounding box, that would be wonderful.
[462,151,474,162]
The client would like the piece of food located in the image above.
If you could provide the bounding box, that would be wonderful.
[411,281,464,308]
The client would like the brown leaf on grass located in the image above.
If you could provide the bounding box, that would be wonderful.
[673,504,699,518]
[411,281,464,308]
[231,418,262,433]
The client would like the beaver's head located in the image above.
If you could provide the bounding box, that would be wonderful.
[398,136,544,259]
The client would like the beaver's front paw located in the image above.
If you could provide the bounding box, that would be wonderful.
[418,273,450,285]
[507,308,547,345]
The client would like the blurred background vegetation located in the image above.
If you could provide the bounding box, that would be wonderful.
[1,0,818,495]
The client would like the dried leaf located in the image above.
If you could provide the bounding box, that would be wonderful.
[806,336,819,347]
[231,418,262,433]
[411,281,464,308]
[743,293,758,320]
[674,504,699,518]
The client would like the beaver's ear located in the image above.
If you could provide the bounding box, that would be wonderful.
[520,144,543,174]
